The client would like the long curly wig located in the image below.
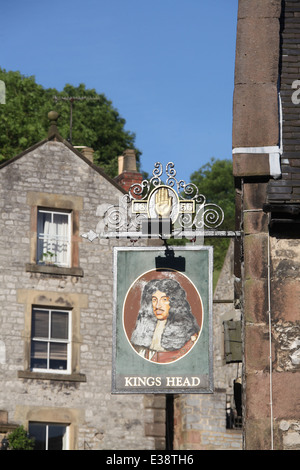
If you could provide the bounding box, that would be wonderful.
[130,278,200,351]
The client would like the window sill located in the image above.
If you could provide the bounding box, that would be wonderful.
[25,263,84,277]
[18,370,86,382]
[0,423,19,433]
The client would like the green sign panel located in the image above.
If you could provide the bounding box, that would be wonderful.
[112,246,213,394]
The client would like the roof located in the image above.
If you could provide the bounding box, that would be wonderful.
[0,111,126,195]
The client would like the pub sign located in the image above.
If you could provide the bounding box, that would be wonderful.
[112,246,213,394]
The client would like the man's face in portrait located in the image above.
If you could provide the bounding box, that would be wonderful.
[152,290,170,321]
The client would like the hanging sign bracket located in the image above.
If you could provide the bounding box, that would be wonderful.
[82,162,242,242]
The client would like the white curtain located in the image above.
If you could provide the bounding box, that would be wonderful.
[37,211,70,266]
[53,213,69,266]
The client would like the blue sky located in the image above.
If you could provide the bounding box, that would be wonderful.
[1,0,238,183]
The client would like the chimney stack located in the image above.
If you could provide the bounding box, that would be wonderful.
[74,146,94,163]
[115,149,143,193]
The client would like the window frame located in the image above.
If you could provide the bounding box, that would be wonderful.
[25,191,84,277]
[29,422,69,450]
[37,208,72,268]
[18,290,87,383]
[21,407,81,450]
[30,307,72,374]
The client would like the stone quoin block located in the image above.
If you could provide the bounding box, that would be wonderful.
[244,234,268,280]
[234,17,280,85]
[243,182,269,211]
[244,325,275,372]
[244,278,268,323]
[232,153,271,177]
[244,210,269,234]
[232,83,279,148]
[237,0,282,19]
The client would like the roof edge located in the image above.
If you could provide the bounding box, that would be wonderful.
[0,133,126,195]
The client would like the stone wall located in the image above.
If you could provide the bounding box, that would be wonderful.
[173,243,242,450]
[233,0,300,450]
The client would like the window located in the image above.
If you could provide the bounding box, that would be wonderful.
[18,290,87,382]
[30,308,71,373]
[26,192,84,276]
[223,320,242,363]
[37,209,71,267]
[226,379,242,430]
[29,422,69,450]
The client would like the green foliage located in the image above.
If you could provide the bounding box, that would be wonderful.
[190,157,235,229]
[190,158,235,280]
[0,68,141,178]
[7,426,35,450]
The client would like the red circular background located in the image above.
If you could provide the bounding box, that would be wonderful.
[123,268,203,341]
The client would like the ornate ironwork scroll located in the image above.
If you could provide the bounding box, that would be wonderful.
[82,162,232,241]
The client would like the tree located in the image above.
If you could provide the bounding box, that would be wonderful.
[190,157,235,228]
[190,158,235,283]
[0,68,141,178]
[7,426,35,450]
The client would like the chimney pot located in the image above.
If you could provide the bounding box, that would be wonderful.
[122,149,137,172]
[115,148,142,193]
[118,155,124,175]
[74,146,94,162]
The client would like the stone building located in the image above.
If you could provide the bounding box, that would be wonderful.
[0,112,165,450]
[232,0,300,450]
